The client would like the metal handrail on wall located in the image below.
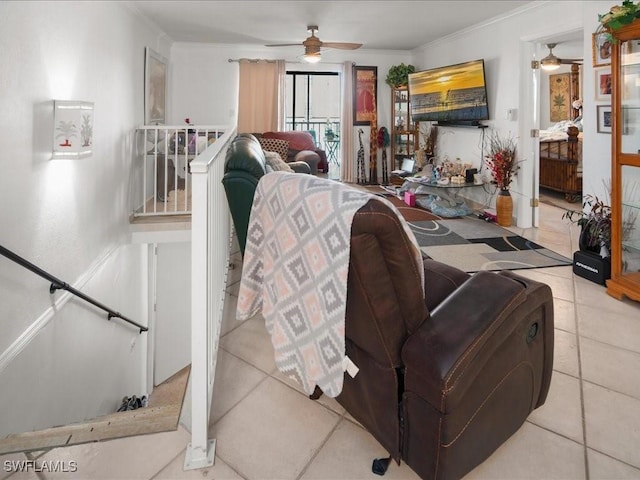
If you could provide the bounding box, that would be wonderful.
[0,245,147,334]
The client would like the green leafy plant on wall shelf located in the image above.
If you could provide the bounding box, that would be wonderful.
[385,63,416,88]
[598,0,640,32]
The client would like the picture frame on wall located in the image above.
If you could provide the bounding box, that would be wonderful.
[53,100,94,159]
[597,105,612,134]
[592,32,612,67]
[549,73,571,122]
[145,47,168,125]
[353,66,377,126]
[595,67,612,102]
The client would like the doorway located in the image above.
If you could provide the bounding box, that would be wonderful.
[524,28,584,227]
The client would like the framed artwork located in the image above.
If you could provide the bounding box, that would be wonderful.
[53,100,94,159]
[353,66,377,126]
[593,32,612,67]
[595,67,612,101]
[145,47,168,125]
[597,105,612,134]
[549,73,571,122]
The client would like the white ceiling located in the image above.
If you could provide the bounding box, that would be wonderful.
[127,0,536,51]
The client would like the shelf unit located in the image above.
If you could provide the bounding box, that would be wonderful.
[606,19,640,302]
[390,86,418,171]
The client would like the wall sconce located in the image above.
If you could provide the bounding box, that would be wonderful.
[53,100,94,159]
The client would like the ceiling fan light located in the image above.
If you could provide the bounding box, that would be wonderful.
[303,52,321,63]
[541,43,561,71]
[541,58,561,71]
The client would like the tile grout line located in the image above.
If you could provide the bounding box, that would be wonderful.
[572,254,590,480]
[295,415,347,480]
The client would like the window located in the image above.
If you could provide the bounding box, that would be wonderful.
[285,72,340,142]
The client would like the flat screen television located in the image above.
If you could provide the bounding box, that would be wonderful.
[407,59,489,125]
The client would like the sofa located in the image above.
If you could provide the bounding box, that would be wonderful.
[254,130,327,174]
[223,148,555,479]
[221,133,310,254]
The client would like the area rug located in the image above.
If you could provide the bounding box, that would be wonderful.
[408,216,572,273]
[353,183,572,272]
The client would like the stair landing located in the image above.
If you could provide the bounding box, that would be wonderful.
[0,366,190,455]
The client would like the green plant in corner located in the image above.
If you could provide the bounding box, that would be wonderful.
[386,63,415,88]
[562,195,612,257]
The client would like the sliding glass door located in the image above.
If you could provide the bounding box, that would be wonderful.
[285,71,340,146]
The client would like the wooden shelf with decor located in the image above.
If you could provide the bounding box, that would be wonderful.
[390,86,418,172]
[606,18,640,303]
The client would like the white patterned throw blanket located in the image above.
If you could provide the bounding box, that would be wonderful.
[237,172,424,397]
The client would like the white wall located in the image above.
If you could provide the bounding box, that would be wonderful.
[154,242,191,385]
[169,2,615,214]
[169,42,412,182]
[581,1,615,202]
[0,1,169,436]
[410,1,614,225]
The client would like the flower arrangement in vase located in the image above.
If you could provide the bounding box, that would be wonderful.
[485,132,520,226]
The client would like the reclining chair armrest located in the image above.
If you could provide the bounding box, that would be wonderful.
[222,171,261,255]
[287,161,311,174]
[422,258,470,311]
[402,271,547,408]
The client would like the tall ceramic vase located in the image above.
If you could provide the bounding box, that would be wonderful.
[496,189,513,227]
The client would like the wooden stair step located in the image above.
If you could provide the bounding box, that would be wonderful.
[0,365,190,455]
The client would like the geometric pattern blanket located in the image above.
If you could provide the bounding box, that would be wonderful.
[237,172,424,397]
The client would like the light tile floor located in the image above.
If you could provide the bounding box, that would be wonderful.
[3,201,640,480]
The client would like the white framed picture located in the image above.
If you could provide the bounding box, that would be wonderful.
[53,100,94,159]
[595,67,612,102]
[592,32,612,68]
[145,47,168,125]
[597,105,612,134]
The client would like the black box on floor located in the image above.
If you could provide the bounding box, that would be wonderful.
[573,250,611,285]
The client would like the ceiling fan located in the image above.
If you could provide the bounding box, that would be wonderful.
[540,43,582,71]
[266,25,362,63]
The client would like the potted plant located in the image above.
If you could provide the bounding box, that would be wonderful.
[385,63,415,88]
[562,194,612,257]
[485,131,520,226]
[598,0,640,31]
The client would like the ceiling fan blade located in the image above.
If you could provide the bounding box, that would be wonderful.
[321,42,363,50]
[265,43,302,47]
[560,59,583,64]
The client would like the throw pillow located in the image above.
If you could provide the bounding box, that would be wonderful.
[263,131,316,151]
[264,151,294,173]
[259,137,290,162]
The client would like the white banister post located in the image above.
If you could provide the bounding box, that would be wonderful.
[184,127,235,470]
[184,157,215,469]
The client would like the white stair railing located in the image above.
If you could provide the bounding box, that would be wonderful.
[183,126,236,469]
[134,125,227,216]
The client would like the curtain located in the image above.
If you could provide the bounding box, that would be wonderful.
[340,61,355,183]
[237,60,284,133]
[275,60,286,131]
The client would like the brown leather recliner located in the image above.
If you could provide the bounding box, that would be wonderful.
[225,171,554,479]
[335,199,554,480]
